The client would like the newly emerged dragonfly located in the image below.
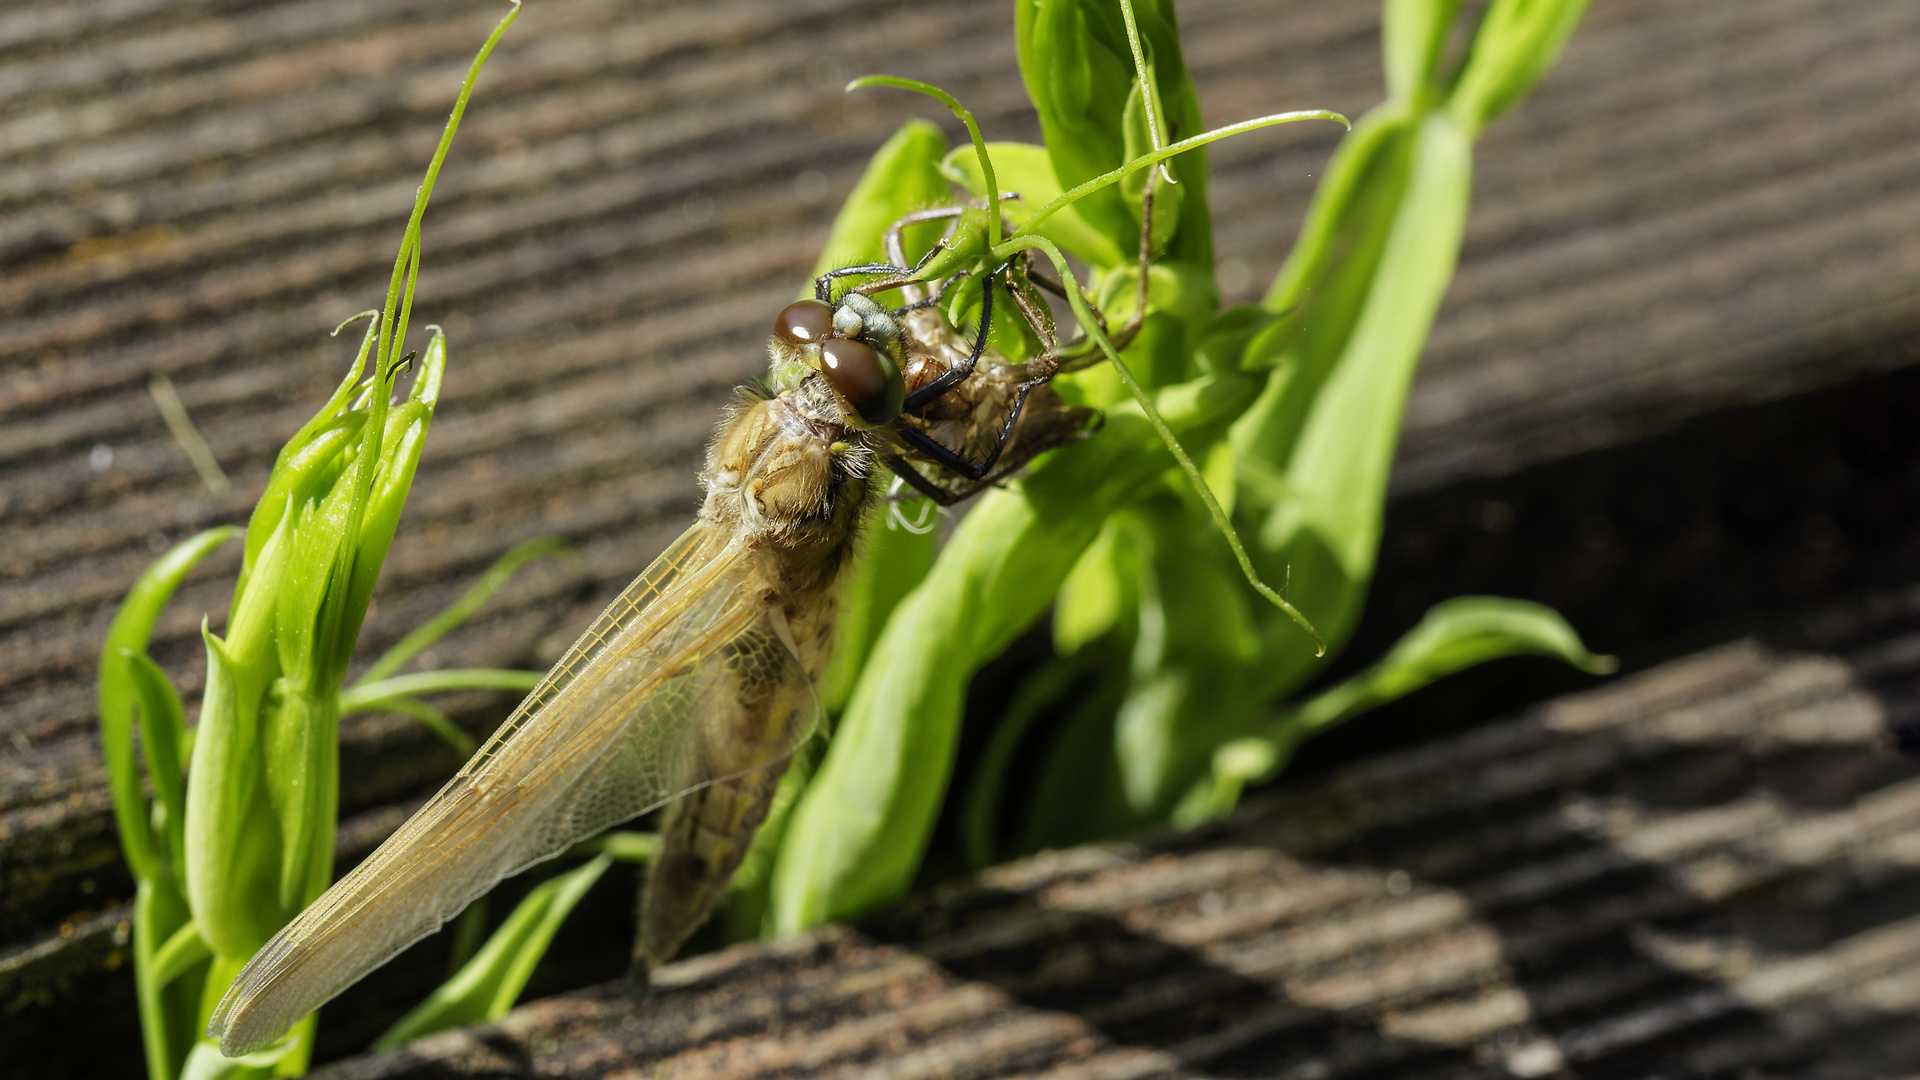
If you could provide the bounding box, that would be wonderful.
[207,204,1103,1056]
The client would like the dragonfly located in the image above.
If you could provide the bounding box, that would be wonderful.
[207,203,1105,1057]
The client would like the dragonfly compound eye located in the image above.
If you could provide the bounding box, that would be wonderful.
[774,299,835,345]
[819,337,904,426]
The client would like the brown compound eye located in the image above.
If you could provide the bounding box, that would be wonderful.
[773,299,835,345]
[819,337,903,425]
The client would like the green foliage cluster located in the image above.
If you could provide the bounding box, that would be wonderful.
[99,2,1601,1075]
[763,0,1603,929]
[92,11,619,1078]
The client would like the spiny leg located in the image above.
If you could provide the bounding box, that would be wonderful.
[891,270,970,318]
[883,206,971,306]
[896,364,1055,484]
[814,263,917,305]
[882,453,967,507]
[886,401,1100,505]
[902,262,1000,411]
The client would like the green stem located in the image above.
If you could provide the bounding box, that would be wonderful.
[355,696,477,757]
[847,75,1002,247]
[1116,0,1175,186]
[151,921,212,987]
[343,2,520,690]
[355,537,572,687]
[339,668,543,712]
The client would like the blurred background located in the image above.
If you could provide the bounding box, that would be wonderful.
[5,0,1919,1076]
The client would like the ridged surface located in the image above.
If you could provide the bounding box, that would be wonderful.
[312,614,1920,1078]
[3,0,1919,1072]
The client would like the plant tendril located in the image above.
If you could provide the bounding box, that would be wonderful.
[848,75,1002,248]
[1012,108,1347,242]
[1116,0,1177,186]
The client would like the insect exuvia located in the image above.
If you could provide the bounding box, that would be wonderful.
[205,201,1108,1056]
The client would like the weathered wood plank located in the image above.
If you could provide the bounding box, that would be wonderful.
[309,615,1920,1078]
[4,0,1920,1073]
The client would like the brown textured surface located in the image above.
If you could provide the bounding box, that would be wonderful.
[4,0,1920,1075]
[309,621,1920,1078]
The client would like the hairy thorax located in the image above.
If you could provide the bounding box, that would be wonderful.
[699,388,872,611]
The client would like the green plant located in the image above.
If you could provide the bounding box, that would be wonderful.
[93,9,624,1078]
[764,0,1605,928]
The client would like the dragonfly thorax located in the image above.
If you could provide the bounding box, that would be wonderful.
[700,387,871,584]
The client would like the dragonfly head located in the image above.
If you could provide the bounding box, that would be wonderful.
[769,294,905,428]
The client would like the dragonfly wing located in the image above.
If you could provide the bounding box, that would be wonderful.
[209,522,816,1056]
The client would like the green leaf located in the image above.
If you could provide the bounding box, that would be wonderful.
[1295,597,1615,728]
[262,685,337,918]
[1112,506,1260,817]
[186,618,288,959]
[1382,0,1465,103]
[333,329,451,682]
[99,527,239,884]
[287,311,377,446]
[1016,0,1212,268]
[1268,114,1471,581]
[1178,597,1612,825]
[271,493,339,691]
[149,921,212,988]
[1226,111,1466,700]
[1255,103,1414,342]
[1053,518,1132,656]
[1448,0,1592,135]
[241,411,361,598]
[1171,734,1277,827]
[372,855,614,1050]
[353,696,476,757]
[819,503,937,715]
[124,651,190,875]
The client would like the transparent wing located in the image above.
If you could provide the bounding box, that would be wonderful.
[209,521,817,1056]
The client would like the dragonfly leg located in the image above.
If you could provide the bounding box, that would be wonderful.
[882,453,968,507]
[883,206,969,305]
[812,261,918,303]
[898,361,1053,483]
[887,402,1100,505]
[902,262,999,411]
